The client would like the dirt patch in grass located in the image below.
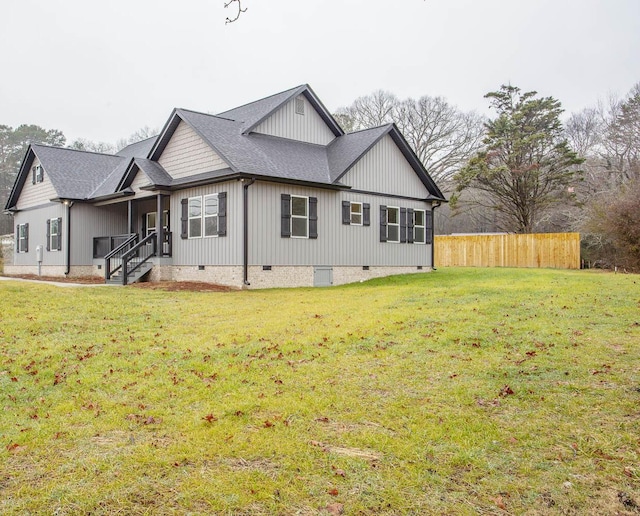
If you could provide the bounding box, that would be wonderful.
[131,281,239,292]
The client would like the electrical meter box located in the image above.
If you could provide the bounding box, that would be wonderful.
[36,245,43,263]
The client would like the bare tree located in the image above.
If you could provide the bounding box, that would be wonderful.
[335,91,485,185]
[69,138,116,154]
[115,126,158,152]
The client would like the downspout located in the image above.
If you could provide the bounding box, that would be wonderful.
[430,201,441,271]
[243,178,256,286]
[64,200,74,275]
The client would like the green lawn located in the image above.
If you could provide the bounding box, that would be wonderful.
[1,268,639,515]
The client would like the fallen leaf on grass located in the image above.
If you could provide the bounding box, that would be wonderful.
[202,413,218,423]
[492,495,506,510]
[6,443,20,452]
[499,385,514,396]
[263,420,274,428]
[126,414,162,425]
[327,488,339,496]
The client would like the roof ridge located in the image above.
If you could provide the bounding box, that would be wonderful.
[216,84,305,116]
[32,143,121,159]
[177,107,237,123]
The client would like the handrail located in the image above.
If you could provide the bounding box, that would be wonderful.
[105,233,138,260]
[105,233,138,281]
[122,232,157,285]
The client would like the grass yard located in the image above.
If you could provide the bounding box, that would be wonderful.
[1,268,639,515]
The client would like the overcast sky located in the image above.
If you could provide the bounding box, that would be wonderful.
[1,0,638,145]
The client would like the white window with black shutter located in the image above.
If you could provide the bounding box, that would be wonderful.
[384,206,400,243]
[180,193,227,239]
[342,201,371,226]
[413,209,426,244]
[281,194,317,239]
[16,223,29,253]
[32,165,44,184]
[46,217,62,251]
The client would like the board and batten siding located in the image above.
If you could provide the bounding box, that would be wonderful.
[253,95,336,146]
[12,204,65,266]
[158,120,229,179]
[169,181,243,266]
[16,157,58,210]
[248,181,432,267]
[341,134,430,198]
[70,203,128,265]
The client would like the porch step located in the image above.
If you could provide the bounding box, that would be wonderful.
[106,262,153,285]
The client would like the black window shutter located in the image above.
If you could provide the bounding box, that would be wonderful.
[24,223,29,253]
[218,192,227,236]
[32,167,36,185]
[309,197,318,239]
[400,208,407,243]
[180,199,188,239]
[380,205,387,242]
[141,214,147,237]
[363,203,370,226]
[426,210,433,245]
[281,194,291,238]
[342,200,350,225]
[407,209,415,244]
[15,225,19,252]
[57,217,62,251]
[46,219,51,251]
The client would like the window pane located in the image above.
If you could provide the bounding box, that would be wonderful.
[351,213,362,225]
[189,198,201,217]
[204,195,218,216]
[291,196,307,216]
[20,225,26,238]
[292,217,307,237]
[387,207,399,224]
[204,216,218,236]
[51,235,59,249]
[388,225,399,242]
[189,218,201,238]
[415,227,425,243]
[414,210,424,226]
[147,212,156,229]
[51,219,59,235]
[351,203,361,214]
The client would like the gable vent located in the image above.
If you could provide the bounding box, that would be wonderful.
[295,96,305,115]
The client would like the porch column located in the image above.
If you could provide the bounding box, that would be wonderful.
[128,200,133,234]
[156,193,163,256]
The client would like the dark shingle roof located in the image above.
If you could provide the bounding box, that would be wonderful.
[6,85,445,209]
[115,136,158,158]
[32,145,126,200]
[217,85,303,128]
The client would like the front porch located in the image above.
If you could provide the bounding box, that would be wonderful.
[91,194,173,285]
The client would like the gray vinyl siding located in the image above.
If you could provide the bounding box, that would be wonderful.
[12,204,65,266]
[16,157,58,210]
[248,181,432,267]
[158,121,229,179]
[169,181,242,265]
[70,203,128,265]
[341,134,431,198]
[254,96,336,145]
